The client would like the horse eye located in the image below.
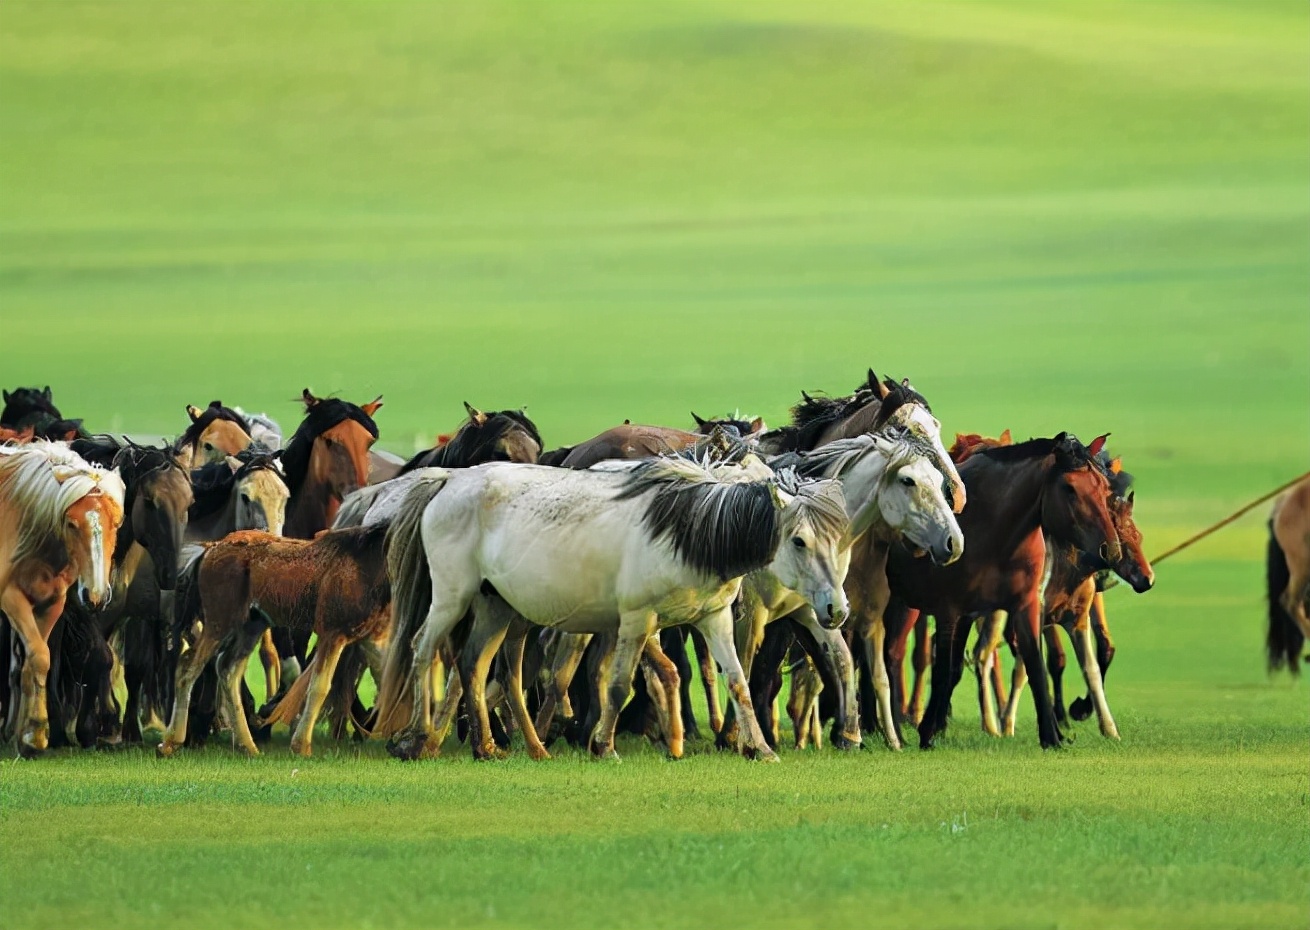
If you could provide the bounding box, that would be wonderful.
[899,475,916,487]
[240,493,251,504]
[791,536,806,549]
[202,442,214,452]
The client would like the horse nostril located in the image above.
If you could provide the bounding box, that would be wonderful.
[826,602,835,618]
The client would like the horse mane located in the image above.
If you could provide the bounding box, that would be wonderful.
[281,398,379,495]
[174,401,250,452]
[1,386,85,440]
[773,468,849,545]
[615,457,782,581]
[398,409,542,474]
[187,452,282,521]
[777,372,933,452]
[0,441,125,568]
[974,433,1096,471]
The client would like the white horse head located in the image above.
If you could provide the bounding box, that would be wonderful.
[871,427,964,564]
[768,469,850,628]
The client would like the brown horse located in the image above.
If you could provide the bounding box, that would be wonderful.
[884,433,1120,749]
[1267,475,1310,674]
[0,443,125,756]
[173,401,253,469]
[0,386,86,441]
[538,413,762,469]
[282,390,382,539]
[160,525,390,757]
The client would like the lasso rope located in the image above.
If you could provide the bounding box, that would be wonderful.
[1103,468,1310,591]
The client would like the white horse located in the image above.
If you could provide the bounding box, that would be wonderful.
[729,427,963,749]
[375,456,849,762]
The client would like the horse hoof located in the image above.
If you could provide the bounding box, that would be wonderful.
[16,740,44,760]
[1069,698,1093,722]
[289,743,312,758]
[155,742,177,758]
[527,747,552,762]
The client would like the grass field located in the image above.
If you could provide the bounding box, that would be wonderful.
[1,2,1308,928]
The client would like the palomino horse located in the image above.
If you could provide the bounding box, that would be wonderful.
[0,443,124,756]
[172,401,253,469]
[375,457,849,762]
[885,434,1119,749]
[159,525,390,757]
[0,386,85,441]
[1267,475,1310,675]
[397,403,543,475]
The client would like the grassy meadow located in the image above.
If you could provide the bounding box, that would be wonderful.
[1,2,1307,928]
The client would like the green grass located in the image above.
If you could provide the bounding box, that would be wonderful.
[1,1,1308,928]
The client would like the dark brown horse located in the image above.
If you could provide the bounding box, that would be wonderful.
[0,386,87,441]
[398,403,543,474]
[883,433,1120,749]
[538,413,761,469]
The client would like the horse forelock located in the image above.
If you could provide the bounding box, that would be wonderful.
[282,399,379,494]
[774,470,848,544]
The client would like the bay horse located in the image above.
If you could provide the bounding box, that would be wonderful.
[282,390,382,539]
[1266,475,1310,675]
[537,413,762,469]
[965,442,1154,739]
[159,525,391,757]
[172,401,253,469]
[397,403,543,475]
[0,443,124,756]
[376,457,849,762]
[0,386,86,441]
[885,433,1120,749]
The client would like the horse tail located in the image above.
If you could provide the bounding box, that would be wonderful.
[259,651,317,728]
[334,483,384,529]
[373,474,447,738]
[1266,520,1302,675]
[168,548,205,683]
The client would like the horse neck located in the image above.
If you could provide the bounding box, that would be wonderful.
[963,456,1051,562]
[187,493,237,543]
[286,477,338,539]
[832,448,891,542]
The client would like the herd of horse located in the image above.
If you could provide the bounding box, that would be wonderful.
[0,370,1304,763]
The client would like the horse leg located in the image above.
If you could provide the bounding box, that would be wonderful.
[589,613,655,760]
[89,631,121,747]
[218,618,269,756]
[640,636,683,759]
[918,610,958,750]
[787,657,822,750]
[1045,625,1068,725]
[793,608,861,749]
[501,615,550,761]
[258,629,281,702]
[2,589,52,757]
[289,635,347,757]
[390,592,475,761]
[973,612,1005,737]
[1013,596,1062,748]
[1072,592,1113,720]
[453,598,512,760]
[687,627,721,736]
[1068,611,1119,739]
[696,606,777,762]
[875,603,914,750]
[534,631,590,740]
[908,613,931,726]
[159,633,219,756]
[990,646,1008,712]
[1001,639,1026,737]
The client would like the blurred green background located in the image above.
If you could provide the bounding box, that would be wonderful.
[1,3,1307,928]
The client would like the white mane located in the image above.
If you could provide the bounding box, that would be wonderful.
[0,441,125,566]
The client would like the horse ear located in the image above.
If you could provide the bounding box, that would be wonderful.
[2,389,9,403]
[691,412,708,428]
[43,386,52,400]
[868,371,891,400]
[749,417,765,434]
[463,402,487,426]
[623,418,631,425]
[301,389,319,407]
[225,456,242,474]
[186,404,203,422]
[362,395,383,416]
[1127,489,1135,505]
[1087,433,1109,457]
[999,428,1012,444]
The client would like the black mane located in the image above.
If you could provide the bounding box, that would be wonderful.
[975,433,1096,471]
[615,461,781,581]
[174,401,250,453]
[281,399,379,495]
[188,451,283,521]
[398,409,542,474]
[71,436,185,552]
[765,371,933,453]
[1,385,85,439]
